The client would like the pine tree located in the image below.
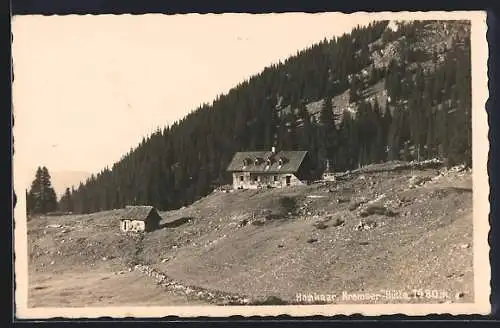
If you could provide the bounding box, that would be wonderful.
[340,111,359,170]
[27,166,58,215]
[387,108,403,161]
[42,167,58,212]
[381,106,393,161]
[58,187,73,213]
[425,107,437,159]
[297,102,313,150]
[369,100,386,163]
[318,96,337,168]
[27,167,43,214]
[349,75,361,103]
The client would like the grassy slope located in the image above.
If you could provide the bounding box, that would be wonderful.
[27,165,473,306]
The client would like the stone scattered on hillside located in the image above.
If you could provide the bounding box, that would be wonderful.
[313,221,329,230]
[359,204,397,218]
[132,263,250,305]
[251,219,265,226]
[354,220,378,231]
[408,175,432,188]
[332,218,345,227]
[349,200,366,211]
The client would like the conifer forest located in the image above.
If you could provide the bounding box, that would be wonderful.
[29,20,471,214]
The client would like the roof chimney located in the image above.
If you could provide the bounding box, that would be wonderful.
[271,146,276,154]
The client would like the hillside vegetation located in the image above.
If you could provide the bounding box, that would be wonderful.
[29,164,473,306]
[62,20,471,215]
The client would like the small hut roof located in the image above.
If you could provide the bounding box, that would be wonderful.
[121,205,158,221]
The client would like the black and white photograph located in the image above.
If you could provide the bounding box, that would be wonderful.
[12,11,489,318]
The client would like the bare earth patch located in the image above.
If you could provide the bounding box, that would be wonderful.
[28,264,207,307]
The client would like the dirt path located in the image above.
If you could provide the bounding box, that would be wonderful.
[28,265,208,307]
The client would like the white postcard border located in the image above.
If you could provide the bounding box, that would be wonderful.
[13,10,490,318]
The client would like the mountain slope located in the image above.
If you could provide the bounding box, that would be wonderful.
[29,164,472,305]
[65,20,471,214]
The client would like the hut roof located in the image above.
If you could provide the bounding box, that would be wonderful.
[121,205,159,221]
[226,150,308,173]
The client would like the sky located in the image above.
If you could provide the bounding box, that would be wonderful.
[12,13,382,183]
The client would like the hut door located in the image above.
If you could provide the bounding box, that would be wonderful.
[286,176,291,186]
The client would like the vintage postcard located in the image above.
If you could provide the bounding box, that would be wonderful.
[12,11,490,318]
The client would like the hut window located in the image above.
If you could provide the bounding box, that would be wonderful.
[273,175,278,181]
[254,157,264,165]
[278,157,288,166]
[240,175,244,181]
[265,158,272,170]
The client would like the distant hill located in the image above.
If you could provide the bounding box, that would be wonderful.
[50,171,90,197]
[66,20,471,214]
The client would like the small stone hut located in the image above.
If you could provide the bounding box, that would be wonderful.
[120,205,162,233]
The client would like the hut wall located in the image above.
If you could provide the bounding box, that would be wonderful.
[121,219,146,232]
